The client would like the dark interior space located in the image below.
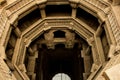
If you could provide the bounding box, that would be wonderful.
[45,5,72,16]
[35,43,84,80]
[24,32,92,80]
[76,7,99,31]
[18,8,41,32]
[54,30,65,38]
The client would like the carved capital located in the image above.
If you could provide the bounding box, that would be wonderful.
[44,30,54,49]
[87,37,94,46]
[69,0,79,8]
[43,23,51,30]
[18,64,27,72]
[36,0,47,9]
[65,31,75,48]
[36,0,47,8]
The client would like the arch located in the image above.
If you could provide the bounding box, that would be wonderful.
[52,73,71,80]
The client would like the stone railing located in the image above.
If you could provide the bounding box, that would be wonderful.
[0,9,8,38]
[83,0,120,46]
[84,0,109,11]
[107,10,120,45]
[5,0,34,17]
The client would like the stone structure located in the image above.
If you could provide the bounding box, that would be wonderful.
[0,0,120,80]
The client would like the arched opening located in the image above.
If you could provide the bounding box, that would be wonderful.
[52,73,71,80]
[23,31,93,80]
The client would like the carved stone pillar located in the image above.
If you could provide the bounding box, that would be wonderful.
[44,31,54,49]
[38,2,46,18]
[81,45,92,80]
[27,44,38,80]
[35,0,47,18]
[65,31,75,48]
[71,6,77,18]
[87,37,101,65]
[27,56,36,79]
[69,0,79,18]
[94,37,105,63]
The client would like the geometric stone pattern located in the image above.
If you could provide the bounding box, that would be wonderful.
[0,0,120,80]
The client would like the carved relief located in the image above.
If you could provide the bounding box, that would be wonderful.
[0,0,120,80]
[44,30,54,49]
[65,31,75,48]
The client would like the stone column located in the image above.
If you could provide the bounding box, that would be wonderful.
[69,0,79,18]
[40,9,46,18]
[27,45,38,80]
[81,45,92,80]
[44,31,54,49]
[65,31,75,48]
[27,56,36,80]
[72,7,77,18]
[94,37,105,63]
[38,3,46,18]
